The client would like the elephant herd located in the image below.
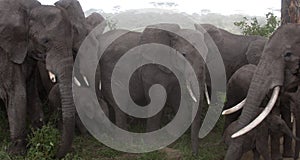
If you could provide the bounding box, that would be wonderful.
[1,0,300,159]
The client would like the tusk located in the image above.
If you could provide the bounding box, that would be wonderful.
[232,86,280,138]
[205,84,210,105]
[187,81,197,103]
[222,99,246,115]
[74,77,81,87]
[99,81,102,90]
[48,71,56,83]
[83,76,89,86]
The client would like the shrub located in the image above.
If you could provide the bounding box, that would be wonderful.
[234,12,280,37]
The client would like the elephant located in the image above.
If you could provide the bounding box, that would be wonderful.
[34,0,105,136]
[93,23,206,154]
[0,0,43,155]
[28,1,94,157]
[28,0,107,157]
[224,111,299,160]
[194,23,267,80]
[222,64,296,159]
[225,24,300,160]
[222,64,256,130]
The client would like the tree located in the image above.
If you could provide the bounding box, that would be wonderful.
[234,12,280,37]
[281,0,300,24]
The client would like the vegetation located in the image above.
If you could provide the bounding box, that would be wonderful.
[234,12,280,37]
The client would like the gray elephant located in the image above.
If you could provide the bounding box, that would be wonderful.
[95,24,206,154]
[224,111,298,160]
[194,24,267,80]
[35,0,105,136]
[222,64,296,159]
[28,1,92,158]
[0,0,42,155]
[29,0,107,157]
[225,24,300,160]
[222,64,256,130]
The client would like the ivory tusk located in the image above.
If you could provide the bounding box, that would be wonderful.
[48,71,56,83]
[231,86,280,138]
[187,81,197,103]
[222,99,246,115]
[205,84,210,105]
[74,77,81,87]
[83,76,89,86]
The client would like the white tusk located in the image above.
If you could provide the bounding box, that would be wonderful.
[232,86,280,138]
[74,77,81,87]
[48,71,56,83]
[205,84,210,105]
[83,76,89,86]
[222,99,246,115]
[99,81,102,90]
[187,82,197,103]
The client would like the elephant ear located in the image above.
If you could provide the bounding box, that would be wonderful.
[246,38,267,65]
[0,0,29,64]
[86,12,105,33]
[55,0,88,52]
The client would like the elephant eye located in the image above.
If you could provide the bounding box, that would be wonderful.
[284,52,293,61]
[284,52,292,57]
[41,37,50,44]
[182,52,187,57]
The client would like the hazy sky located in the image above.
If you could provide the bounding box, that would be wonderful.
[39,0,281,16]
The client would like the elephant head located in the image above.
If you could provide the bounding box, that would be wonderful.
[29,5,76,158]
[0,0,40,64]
[231,24,300,138]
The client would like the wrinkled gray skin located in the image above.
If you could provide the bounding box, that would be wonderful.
[98,24,206,154]
[28,1,90,157]
[224,112,298,160]
[223,64,294,159]
[0,0,42,155]
[230,24,300,160]
[194,24,267,80]
[35,1,105,137]
[30,0,105,158]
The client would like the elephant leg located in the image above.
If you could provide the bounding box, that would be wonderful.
[294,109,300,159]
[281,103,293,157]
[252,148,260,160]
[256,138,271,160]
[26,69,44,129]
[7,83,27,155]
[146,111,163,132]
[271,132,282,160]
[224,143,243,160]
[75,114,88,135]
[114,106,128,130]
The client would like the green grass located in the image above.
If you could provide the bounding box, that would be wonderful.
[0,101,226,160]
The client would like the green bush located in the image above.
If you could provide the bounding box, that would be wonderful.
[26,124,60,160]
[234,12,280,37]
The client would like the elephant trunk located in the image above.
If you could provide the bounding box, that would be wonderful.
[55,57,76,158]
[234,57,284,137]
